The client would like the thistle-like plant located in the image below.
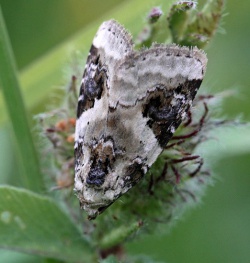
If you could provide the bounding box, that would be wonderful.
[35,1,227,262]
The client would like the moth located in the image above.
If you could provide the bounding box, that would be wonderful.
[74,20,207,219]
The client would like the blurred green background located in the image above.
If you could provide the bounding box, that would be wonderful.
[0,0,250,262]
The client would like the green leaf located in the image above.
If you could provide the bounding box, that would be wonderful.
[0,186,93,262]
[101,255,120,263]
[0,5,43,192]
[0,249,43,263]
[99,222,142,250]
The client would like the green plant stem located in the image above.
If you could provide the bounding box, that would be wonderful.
[0,5,43,193]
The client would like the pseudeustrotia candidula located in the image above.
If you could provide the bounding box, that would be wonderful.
[74,20,207,219]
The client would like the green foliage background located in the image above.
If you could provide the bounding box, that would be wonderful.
[0,0,249,262]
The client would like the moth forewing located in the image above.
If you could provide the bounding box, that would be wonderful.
[74,20,207,219]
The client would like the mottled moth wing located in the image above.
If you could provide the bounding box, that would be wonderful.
[76,21,133,118]
[74,20,207,219]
